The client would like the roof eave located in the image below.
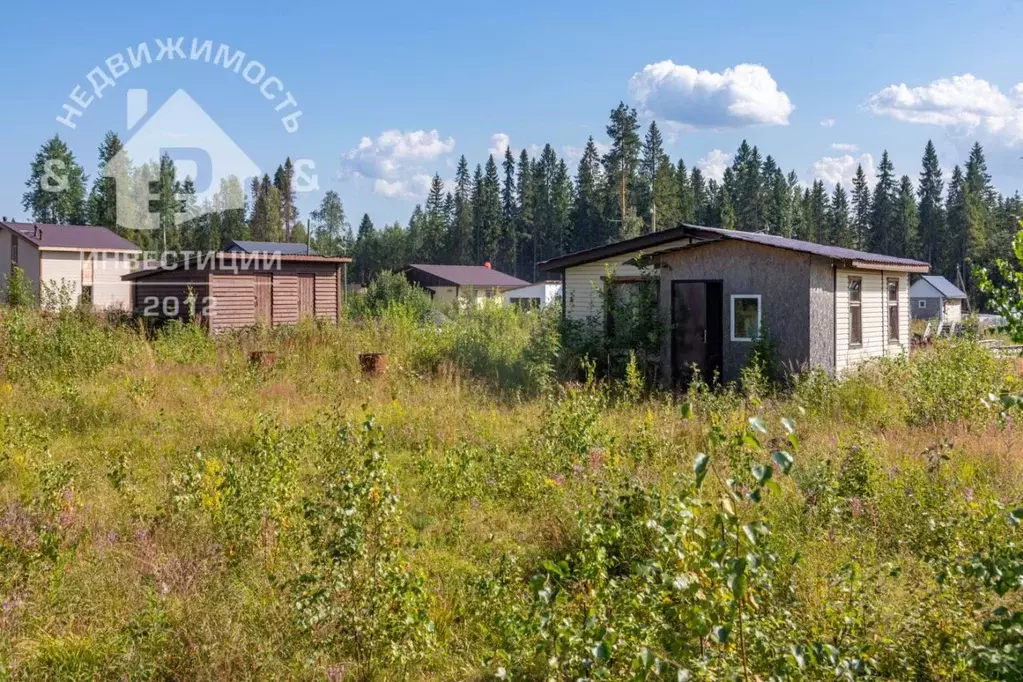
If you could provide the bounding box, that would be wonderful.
[849,259,930,273]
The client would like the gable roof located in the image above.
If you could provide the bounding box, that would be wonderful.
[538,223,930,273]
[405,264,529,288]
[916,275,967,299]
[226,240,319,255]
[1,222,141,252]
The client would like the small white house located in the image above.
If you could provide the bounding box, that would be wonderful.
[909,275,966,325]
[402,264,529,306]
[503,280,562,309]
[0,221,141,309]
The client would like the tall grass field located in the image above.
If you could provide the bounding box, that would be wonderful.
[0,301,1022,680]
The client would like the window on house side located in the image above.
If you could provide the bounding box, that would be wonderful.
[887,278,900,342]
[848,277,862,347]
[918,299,927,309]
[731,295,761,342]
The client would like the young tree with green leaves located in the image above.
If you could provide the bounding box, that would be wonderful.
[310,190,348,256]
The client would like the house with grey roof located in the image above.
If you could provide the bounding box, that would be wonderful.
[403,264,529,306]
[539,223,930,384]
[225,240,319,256]
[0,221,141,310]
[909,275,967,326]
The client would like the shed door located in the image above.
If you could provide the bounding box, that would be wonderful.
[672,281,723,385]
[254,274,273,324]
[298,274,315,319]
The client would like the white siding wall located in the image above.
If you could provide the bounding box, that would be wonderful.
[504,282,562,308]
[835,268,910,372]
[92,252,135,310]
[564,258,647,322]
[944,299,963,324]
[40,251,83,307]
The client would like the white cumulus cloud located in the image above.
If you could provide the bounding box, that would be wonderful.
[340,129,456,199]
[488,133,511,159]
[696,149,731,183]
[628,61,794,129]
[809,153,875,190]
[867,74,1023,146]
[820,119,836,128]
[831,143,858,152]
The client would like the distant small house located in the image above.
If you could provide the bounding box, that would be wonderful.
[225,240,319,256]
[910,275,966,325]
[403,264,528,305]
[540,224,930,383]
[503,280,563,309]
[0,221,141,309]
[123,252,351,332]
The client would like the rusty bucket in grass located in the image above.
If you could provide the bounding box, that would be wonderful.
[359,352,387,376]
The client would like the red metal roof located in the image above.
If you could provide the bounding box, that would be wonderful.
[405,264,529,287]
[1,222,142,251]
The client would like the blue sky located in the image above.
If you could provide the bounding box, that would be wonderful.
[3,0,1023,228]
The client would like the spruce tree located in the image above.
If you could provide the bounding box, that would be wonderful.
[851,164,871,250]
[471,164,485,263]
[550,159,573,260]
[809,180,830,243]
[917,140,945,267]
[716,183,736,230]
[572,138,604,251]
[690,169,709,225]
[828,183,852,247]
[516,150,535,279]
[651,154,679,231]
[478,156,503,263]
[500,148,518,273]
[22,134,88,225]
[638,121,664,231]
[677,159,694,223]
[892,175,919,258]
[423,173,447,262]
[868,152,897,254]
[447,156,474,265]
[944,165,967,279]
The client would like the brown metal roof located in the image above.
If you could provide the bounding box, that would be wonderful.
[405,264,529,288]
[123,252,351,280]
[539,223,930,272]
[1,221,141,251]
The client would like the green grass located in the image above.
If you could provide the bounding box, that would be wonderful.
[0,305,1022,680]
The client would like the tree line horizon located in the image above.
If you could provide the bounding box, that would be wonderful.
[18,102,1020,299]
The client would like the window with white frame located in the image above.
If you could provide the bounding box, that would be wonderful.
[731,294,761,342]
[918,299,927,309]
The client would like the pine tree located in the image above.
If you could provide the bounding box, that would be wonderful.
[868,152,897,254]
[892,175,919,258]
[22,134,88,225]
[851,164,871,250]
[273,158,298,240]
[917,140,945,267]
[602,102,642,239]
[86,132,125,233]
[677,159,694,223]
[828,183,852,247]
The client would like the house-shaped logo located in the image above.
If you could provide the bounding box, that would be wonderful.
[105,88,260,231]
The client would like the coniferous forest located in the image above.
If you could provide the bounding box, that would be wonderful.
[20,102,1022,300]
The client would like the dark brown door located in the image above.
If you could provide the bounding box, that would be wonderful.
[672,281,723,385]
[254,274,272,325]
[298,274,315,320]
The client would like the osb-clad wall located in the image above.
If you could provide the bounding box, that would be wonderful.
[657,240,832,382]
[131,268,210,321]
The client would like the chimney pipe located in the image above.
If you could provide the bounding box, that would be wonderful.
[484,261,492,269]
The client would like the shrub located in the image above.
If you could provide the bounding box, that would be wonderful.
[355,270,432,319]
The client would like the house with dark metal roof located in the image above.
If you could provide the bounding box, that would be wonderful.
[539,223,930,383]
[403,264,529,305]
[909,275,967,325]
[225,239,319,256]
[0,221,141,309]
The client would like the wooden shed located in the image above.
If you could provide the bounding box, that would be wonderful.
[123,252,351,332]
